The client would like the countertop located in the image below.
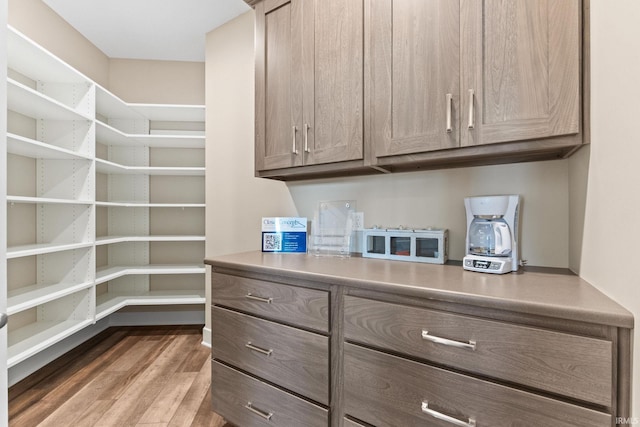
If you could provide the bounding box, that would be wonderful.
[206,251,634,329]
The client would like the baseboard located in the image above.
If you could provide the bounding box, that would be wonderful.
[201,326,211,348]
[8,309,206,387]
[108,309,205,326]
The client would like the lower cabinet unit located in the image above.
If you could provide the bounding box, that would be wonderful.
[210,271,330,426]
[207,252,633,427]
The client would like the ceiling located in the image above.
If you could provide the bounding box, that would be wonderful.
[42,0,251,62]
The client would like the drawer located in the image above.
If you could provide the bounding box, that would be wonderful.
[344,343,611,427]
[344,296,612,406]
[212,360,328,427]
[212,306,329,405]
[212,273,329,332]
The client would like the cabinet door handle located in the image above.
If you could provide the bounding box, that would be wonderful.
[467,89,475,129]
[245,293,273,304]
[304,123,311,153]
[245,342,273,356]
[244,402,273,420]
[0,313,7,329]
[421,330,476,351]
[446,93,453,133]
[421,402,476,427]
[292,125,299,154]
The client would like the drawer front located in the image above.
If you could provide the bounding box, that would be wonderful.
[344,343,611,427]
[344,296,612,406]
[212,360,328,427]
[212,273,329,332]
[212,306,329,405]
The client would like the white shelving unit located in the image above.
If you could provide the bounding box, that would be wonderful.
[5,26,206,370]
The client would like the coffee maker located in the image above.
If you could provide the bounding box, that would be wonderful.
[463,195,520,274]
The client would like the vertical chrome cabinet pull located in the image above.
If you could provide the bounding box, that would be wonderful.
[467,89,475,129]
[292,125,298,154]
[245,342,273,356]
[422,402,476,427]
[304,123,311,153]
[245,293,273,304]
[446,93,453,133]
[245,402,274,420]
[0,313,7,329]
[422,330,476,351]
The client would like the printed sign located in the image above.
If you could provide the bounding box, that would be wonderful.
[261,217,307,253]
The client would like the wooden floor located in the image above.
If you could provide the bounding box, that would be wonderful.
[8,325,232,427]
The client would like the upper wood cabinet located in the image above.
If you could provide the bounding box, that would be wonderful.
[248,0,585,179]
[369,0,583,168]
[254,0,364,173]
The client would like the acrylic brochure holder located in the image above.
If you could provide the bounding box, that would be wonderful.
[309,200,356,257]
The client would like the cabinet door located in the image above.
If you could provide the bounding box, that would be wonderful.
[369,0,460,158]
[302,0,364,166]
[255,0,304,171]
[461,0,581,147]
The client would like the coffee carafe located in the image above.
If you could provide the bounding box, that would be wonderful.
[463,195,520,274]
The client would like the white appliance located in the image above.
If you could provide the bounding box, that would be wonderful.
[463,195,520,274]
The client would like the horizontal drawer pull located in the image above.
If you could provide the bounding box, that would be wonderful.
[422,330,476,351]
[245,342,273,356]
[245,292,273,304]
[421,402,476,427]
[244,402,273,420]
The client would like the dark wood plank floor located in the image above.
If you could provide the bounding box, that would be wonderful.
[8,325,232,427]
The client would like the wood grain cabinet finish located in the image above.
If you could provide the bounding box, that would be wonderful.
[212,360,328,427]
[254,0,364,173]
[212,306,329,405]
[211,272,329,332]
[369,0,582,167]
[209,253,630,426]
[344,296,612,406]
[344,343,611,427]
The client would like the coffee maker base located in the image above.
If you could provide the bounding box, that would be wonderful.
[463,255,515,274]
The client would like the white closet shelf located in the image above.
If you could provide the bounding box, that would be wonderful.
[129,103,205,122]
[7,195,94,205]
[7,281,95,315]
[95,85,146,120]
[8,319,95,368]
[7,242,94,259]
[8,26,91,84]
[96,121,205,148]
[95,290,206,321]
[7,133,93,160]
[7,78,93,121]
[96,235,205,245]
[95,158,205,176]
[95,264,206,285]
[95,201,205,208]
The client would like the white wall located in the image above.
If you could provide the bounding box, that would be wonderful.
[109,58,205,105]
[570,0,640,416]
[288,160,569,266]
[204,10,297,339]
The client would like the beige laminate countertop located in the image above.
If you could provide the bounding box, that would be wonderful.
[206,251,633,329]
